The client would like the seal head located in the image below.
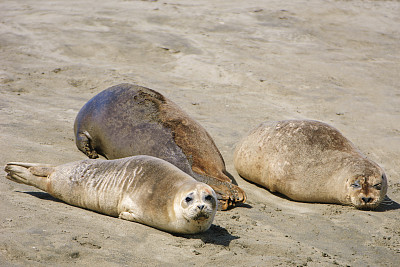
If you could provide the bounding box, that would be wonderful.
[344,164,387,210]
[174,183,217,233]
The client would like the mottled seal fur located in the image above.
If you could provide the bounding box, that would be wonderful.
[74,83,246,210]
[234,120,388,210]
[5,155,217,234]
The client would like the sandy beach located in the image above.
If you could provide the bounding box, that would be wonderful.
[1,0,399,266]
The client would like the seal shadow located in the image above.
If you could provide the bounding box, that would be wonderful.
[17,191,63,203]
[176,224,239,246]
[233,202,252,209]
[374,196,400,212]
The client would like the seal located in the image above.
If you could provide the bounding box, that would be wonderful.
[74,83,246,210]
[4,155,217,234]
[234,120,388,210]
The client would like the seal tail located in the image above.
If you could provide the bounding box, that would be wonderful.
[4,162,55,191]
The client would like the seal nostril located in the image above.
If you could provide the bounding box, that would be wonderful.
[362,197,372,203]
[198,205,205,210]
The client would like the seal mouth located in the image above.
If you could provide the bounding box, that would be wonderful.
[192,212,210,221]
[356,205,379,211]
[353,199,381,210]
[355,204,376,210]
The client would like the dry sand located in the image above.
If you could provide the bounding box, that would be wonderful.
[1,0,399,266]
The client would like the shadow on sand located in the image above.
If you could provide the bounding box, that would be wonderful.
[18,191,63,203]
[374,196,400,212]
[176,224,239,246]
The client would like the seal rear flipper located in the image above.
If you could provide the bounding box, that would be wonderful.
[6,162,53,168]
[4,162,54,191]
[76,131,99,159]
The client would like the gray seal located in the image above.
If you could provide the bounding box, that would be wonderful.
[74,83,246,210]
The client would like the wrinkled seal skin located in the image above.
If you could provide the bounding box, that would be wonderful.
[5,156,218,234]
[234,120,388,210]
[74,83,246,210]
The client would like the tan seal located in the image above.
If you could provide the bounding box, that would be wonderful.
[234,120,388,210]
[5,155,217,234]
[74,83,246,210]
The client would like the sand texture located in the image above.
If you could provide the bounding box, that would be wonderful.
[1,0,399,266]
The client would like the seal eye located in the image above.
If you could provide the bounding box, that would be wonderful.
[373,183,382,190]
[351,180,361,188]
[205,195,213,201]
[185,196,193,203]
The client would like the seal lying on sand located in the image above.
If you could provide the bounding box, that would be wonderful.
[5,155,217,234]
[74,83,246,210]
[234,120,388,210]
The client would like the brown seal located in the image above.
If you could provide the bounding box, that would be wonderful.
[234,120,388,210]
[5,155,218,234]
[74,83,246,210]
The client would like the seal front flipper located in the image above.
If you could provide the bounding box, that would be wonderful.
[194,173,246,210]
[4,162,55,191]
[211,183,247,210]
[119,211,137,221]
